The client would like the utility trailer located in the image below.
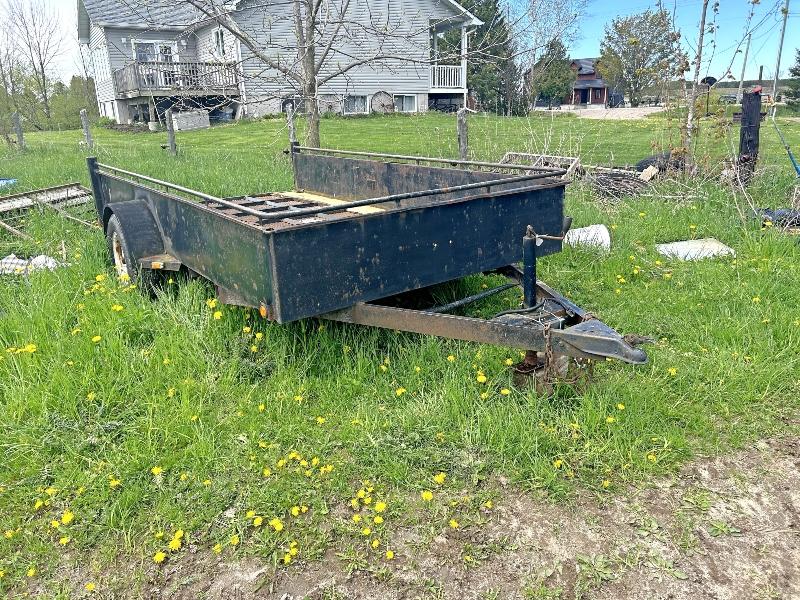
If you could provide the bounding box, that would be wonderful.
[86,146,647,381]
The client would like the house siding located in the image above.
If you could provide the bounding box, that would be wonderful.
[103,27,198,72]
[89,25,115,105]
[234,0,462,115]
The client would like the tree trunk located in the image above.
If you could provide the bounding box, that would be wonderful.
[305,85,321,148]
[683,0,710,170]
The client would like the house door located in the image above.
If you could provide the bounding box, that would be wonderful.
[580,89,589,104]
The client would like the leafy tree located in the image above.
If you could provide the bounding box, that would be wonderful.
[528,40,574,108]
[787,48,800,109]
[598,9,683,107]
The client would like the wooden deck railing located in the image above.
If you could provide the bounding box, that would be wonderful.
[430,65,465,90]
[113,61,239,97]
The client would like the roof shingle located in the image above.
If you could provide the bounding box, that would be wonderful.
[80,0,200,27]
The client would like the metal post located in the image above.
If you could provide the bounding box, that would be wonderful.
[12,112,24,150]
[772,0,790,100]
[522,225,537,309]
[165,108,177,155]
[457,108,468,161]
[738,90,762,183]
[736,33,751,103]
[80,109,93,150]
[286,103,297,145]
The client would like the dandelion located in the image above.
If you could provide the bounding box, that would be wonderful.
[109,478,121,489]
[414,366,421,372]
[433,472,446,485]
[87,392,96,401]
[191,415,198,422]
[647,453,657,462]
[361,527,371,536]
[243,326,252,333]
[253,516,263,527]
[111,304,124,312]
[27,567,36,577]
[752,296,761,304]
[59,536,70,545]
[385,550,395,560]
[316,416,326,425]
[373,515,384,525]
[255,332,263,340]
[667,367,678,376]
[269,517,284,532]
[168,538,181,551]
[291,506,301,517]
[352,514,362,523]
[212,543,222,554]
[500,388,510,396]
[61,509,75,525]
[262,467,272,478]
[155,531,164,539]
[293,395,303,403]
[476,373,487,384]
[229,534,240,546]
[395,387,407,397]
[180,472,188,481]
[421,490,433,502]
[258,403,265,412]
[206,298,218,309]
[371,538,380,549]
[250,345,258,353]
[153,551,166,564]
[213,311,222,320]
[449,519,459,529]
[202,479,211,486]
[616,403,625,410]
[606,416,616,424]
[151,466,163,476]
[484,500,493,509]
[91,335,102,343]
[379,364,388,372]
[602,480,611,488]
[282,553,292,564]
[84,582,96,592]
[447,355,455,362]
[95,274,106,282]
[374,501,387,513]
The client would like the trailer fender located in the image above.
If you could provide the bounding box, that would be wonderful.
[102,200,165,264]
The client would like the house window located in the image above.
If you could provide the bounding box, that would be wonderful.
[344,95,368,115]
[214,30,226,57]
[393,94,416,113]
[594,88,602,100]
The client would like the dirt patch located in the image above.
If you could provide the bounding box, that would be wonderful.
[552,107,666,120]
[54,439,800,599]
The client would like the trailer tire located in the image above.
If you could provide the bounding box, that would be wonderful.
[105,215,161,293]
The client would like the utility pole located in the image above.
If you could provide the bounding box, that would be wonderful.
[772,0,790,99]
[737,33,751,103]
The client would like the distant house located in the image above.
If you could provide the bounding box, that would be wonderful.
[564,58,614,107]
[77,0,481,125]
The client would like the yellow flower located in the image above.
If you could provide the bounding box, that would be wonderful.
[250,345,258,353]
[253,516,263,527]
[385,550,395,560]
[51,520,61,529]
[433,472,446,485]
[316,416,326,425]
[647,453,657,462]
[414,366,421,372]
[84,582,96,592]
[190,415,198,422]
[447,355,455,362]
[262,467,272,478]
[87,392,96,401]
[606,416,616,424]
[373,515,384,524]
[484,500,493,509]
[553,458,563,469]
[616,403,625,410]
[95,274,106,282]
[667,367,678,376]
[504,358,514,366]
[27,567,36,577]
[395,387,406,397]
[246,510,256,519]
[151,466,163,476]
[229,534,240,546]
[449,519,459,529]
[371,538,380,548]
[153,551,166,564]
[213,311,222,320]
[752,296,760,303]
[476,373,487,384]
[212,543,222,554]
[352,514,362,523]
[111,304,124,312]
[202,479,211,486]
[155,531,164,539]
[61,509,75,525]
[282,553,292,564]
[59,536,70,545]
[168,538,181,551]
[374,501,386,513]
[258,403,265,412]
[421,490,433,502]
[291,506,301,517]
[180,472,188,481]
[500,388,510,396]
[269,517,284,532]
[206,298,218,309]
[361,527,371,536]
[602,479,611,488]
[255,332,263,340]
[109,478,121,489]
[243,326,252,334]
[91,335,102,343]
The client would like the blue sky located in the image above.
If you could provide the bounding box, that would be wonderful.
[571,0,799,81]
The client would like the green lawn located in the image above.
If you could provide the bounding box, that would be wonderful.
[1,112,799,597]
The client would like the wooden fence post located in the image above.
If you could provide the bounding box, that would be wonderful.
[738,90,761,183]
[12,112,24,150]
[286,103,297,145]
[457,108,468,161]
[80,109,93,150]
[165,108,177,156]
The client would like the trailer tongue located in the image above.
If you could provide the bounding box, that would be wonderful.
[87,146,646,385]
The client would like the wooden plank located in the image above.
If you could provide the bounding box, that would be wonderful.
[278,191,384,215]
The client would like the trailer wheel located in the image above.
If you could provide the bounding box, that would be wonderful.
[105,215,161,292]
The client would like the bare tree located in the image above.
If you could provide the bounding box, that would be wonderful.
[6,0,63,120]
[683,0,713,168]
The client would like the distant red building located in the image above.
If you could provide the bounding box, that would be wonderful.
[565,58,611,106]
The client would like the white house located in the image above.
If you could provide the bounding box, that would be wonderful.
[77,0,481,124]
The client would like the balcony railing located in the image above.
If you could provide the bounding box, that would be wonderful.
[430,65,465,90]
[113,61,239,98]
